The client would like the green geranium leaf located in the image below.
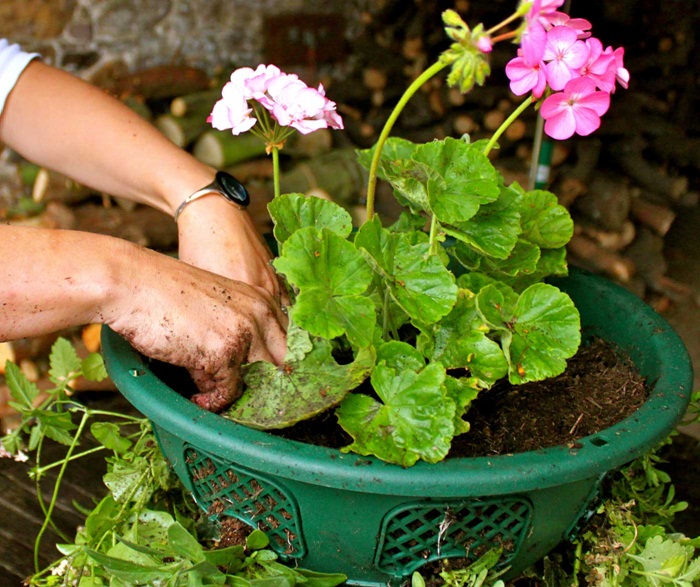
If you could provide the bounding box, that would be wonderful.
[229,342,375,429]
[376,340,425,372]
[479,240,541,277]
[337,362,454,466]
[274,227,375,346]
[356,137,419,182]
[506,247,569,291]
[416,138,501,224]
[282,321,314,363]
[445,375,480,435]
[389,211,428,234]
[355,217,458,325]
[268,192,353,245]
[447,185,522,260]
[291,291,376,349]
[417,290,508,386]
[503,283,581,383]
[517,189,574,248]
[477,283,580,384]
[472,283,518,331]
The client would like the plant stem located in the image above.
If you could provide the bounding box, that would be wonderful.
[428,214,440,255]
[481,95,533,156]
[272,146,281,199]
[33,444,107,474]
[365,60,449,219]
[485,4,531,36]
[34,410,90,572]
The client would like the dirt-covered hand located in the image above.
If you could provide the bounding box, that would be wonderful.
[106,247,288,412]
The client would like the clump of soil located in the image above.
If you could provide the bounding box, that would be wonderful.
[276,338,648,457]
[216,516,252,548]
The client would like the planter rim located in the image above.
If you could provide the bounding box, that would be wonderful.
[102,268,694,497]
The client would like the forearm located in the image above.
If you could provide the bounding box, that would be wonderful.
[0,60,214,215]
[0,225,131,340]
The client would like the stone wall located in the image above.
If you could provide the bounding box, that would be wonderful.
[0,0,350,79]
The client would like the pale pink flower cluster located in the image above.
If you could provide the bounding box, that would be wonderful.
[506,0,629,140]
[209,64,344,136]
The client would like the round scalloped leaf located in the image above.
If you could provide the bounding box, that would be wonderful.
[505,283,581,384]
[337,362,454,466]
[230,343,376,429]
[415,138,501,224]
[517,189,574,248]
[268,193,353,245]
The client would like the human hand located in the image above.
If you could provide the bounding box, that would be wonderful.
[175,196,289,306]
[106,246,287,412]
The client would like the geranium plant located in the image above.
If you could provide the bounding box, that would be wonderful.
[208,0,629,467]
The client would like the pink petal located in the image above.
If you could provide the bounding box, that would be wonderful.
[544,108,576,140]
[571,105,601,136]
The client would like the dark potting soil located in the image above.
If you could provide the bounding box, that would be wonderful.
[274,338,648,457]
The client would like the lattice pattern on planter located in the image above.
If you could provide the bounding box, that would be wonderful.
[375,497,532,576]
[183,445,306,558]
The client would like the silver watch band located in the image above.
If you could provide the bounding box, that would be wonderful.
[173,183,245,223]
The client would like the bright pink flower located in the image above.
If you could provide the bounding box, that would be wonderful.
[543,12,592,38]
[521,18,547,66]
[543,25,590,90]
[540,77,611,139]
[579,37,616,92]
[519,0,549,65]
[538,0,566,13]
[607,46,630,90]
[506,51,547,98]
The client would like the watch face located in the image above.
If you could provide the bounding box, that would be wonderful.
[216,171,250,207]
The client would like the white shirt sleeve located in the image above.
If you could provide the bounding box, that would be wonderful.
[0,39,40,115]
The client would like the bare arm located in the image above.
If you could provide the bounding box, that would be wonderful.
[0,60,284,300]
[0,224,287,411]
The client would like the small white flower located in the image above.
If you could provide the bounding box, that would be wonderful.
[51,558,70,576]
[14,450,29,463]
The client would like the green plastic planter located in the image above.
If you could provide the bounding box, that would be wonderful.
[102,268,693,585]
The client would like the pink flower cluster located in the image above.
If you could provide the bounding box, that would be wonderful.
[209,64,343,136]
[506,0,629,140]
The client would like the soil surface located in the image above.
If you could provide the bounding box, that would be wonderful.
[276,337,648,457]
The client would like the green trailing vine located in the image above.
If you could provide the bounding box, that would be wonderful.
[1,338,347,587]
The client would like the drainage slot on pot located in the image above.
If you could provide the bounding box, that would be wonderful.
[129,368,146,377]
[589,437,609,447]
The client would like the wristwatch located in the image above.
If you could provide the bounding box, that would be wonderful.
[173,171,250,222]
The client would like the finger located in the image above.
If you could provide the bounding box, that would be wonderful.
[190,363,243,412]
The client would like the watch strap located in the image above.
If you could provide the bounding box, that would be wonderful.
[173,172,249,222]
